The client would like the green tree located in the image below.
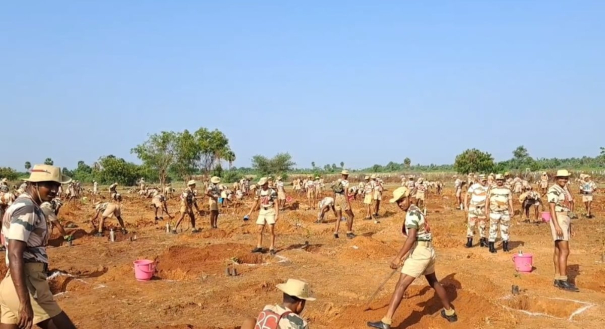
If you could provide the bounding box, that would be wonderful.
[94,155,142,185]
[193,128,231,175]
[311,162,315,168]
[44,158,53,165]
[131,131,178,186]
[454,149,495,174]
[171,129,199,180]
[404,158,411,168]
[24,162,31,171]
[340,161,344,168]
[251,153,296,176]
[0,167,19,181]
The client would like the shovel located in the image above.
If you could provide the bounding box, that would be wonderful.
[364,268,398,311]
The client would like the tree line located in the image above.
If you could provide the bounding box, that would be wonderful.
[3,136,604,185]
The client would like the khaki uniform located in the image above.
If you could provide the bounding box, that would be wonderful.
[487,186,512,242]
[363,181,373,204]
[334,180,350,211]
[401,205,435,278]
[207,183,221,211]
[276,181,286,200]
[0,194,63,325]
[256,188,278,225]
[547,185,571,241]
[466,183,488,238]
[180,188,196,214]
[580,180,597,203]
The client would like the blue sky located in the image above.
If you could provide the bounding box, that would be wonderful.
[2,1,603,171]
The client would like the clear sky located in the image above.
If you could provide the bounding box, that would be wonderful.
[2,1,603,171]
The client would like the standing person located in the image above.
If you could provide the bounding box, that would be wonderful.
[367,187,457,329]
[314,176,322,200]
[276,177,287,211]
[363,176,374,220]
[521,186,542,222]
[540,172,549,195]
[414,177,427,209]
[547,170,579,291]
[332,170,355,239]
[579,175,597,218]
[92,180,98,196]
[305,176,316,209]
[173,180,202,233]
[0,164,77,329]
[464,174,489,248]
[206,176,221,229]
[484,174,514,253]
[372,175,383,217]
[245,178,279,255]
[317,197,337,223]
[456,181,467,210]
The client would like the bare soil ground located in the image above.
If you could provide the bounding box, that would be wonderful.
[2,186,604,328]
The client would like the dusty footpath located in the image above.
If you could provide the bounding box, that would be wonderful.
[1,186,603,329]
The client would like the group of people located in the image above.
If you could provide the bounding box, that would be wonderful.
[0,165,597,328]
[462,169,594,292]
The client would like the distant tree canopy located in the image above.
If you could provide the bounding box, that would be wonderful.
[251,153,296,177]
[44,158,53,165]
[0,167,19,181]
[132,128,234,184]
[454,149,496,174]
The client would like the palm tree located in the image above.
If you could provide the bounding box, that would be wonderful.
[340,161,344,168]
[224,150,236,169]
[24,161,31,171]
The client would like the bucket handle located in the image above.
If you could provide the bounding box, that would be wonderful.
[133,260,157,273]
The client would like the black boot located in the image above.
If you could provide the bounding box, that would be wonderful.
[465,237,473,248]
[480,238,488,248]
[489,242,497,253]
[503,240,510,252]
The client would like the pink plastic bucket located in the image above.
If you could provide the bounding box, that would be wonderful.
[512,254,533,273]
[133,259,155,281]
[541,211,551,222]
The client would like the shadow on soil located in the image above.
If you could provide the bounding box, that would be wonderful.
[393,273,461,329]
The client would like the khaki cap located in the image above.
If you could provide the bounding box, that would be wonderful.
[276,279,316,301]
[276,177,282,181]
[341,170,349,175]
[584,175,591,179]
[370,174,377,179]
[389,187,410,203]
[1,178,7,182]
[556,169,570,177]
[258,177,268,186]
[495,174,504,180]
[210,176,221,184]
[187,180,196,186]
[24,165,71,184]
[364,175,370,180]
[479,174,486,180]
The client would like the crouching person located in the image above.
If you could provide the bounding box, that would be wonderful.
[242,278,314,329]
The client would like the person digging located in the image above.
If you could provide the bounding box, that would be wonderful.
[173,180,203,234]
[90,194,128,237]
[152,193,173,223]
[367,187,457,329]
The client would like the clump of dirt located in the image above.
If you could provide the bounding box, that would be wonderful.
[156,244,258,280]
